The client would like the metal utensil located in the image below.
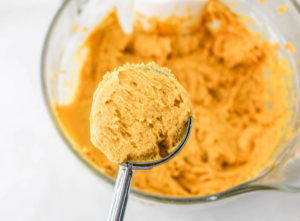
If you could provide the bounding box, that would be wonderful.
[108,117,192,221]
[105,67,193,221]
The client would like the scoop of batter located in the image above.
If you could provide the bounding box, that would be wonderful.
[90,63,193,163]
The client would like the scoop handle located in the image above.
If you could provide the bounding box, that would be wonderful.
[108,165,134,221]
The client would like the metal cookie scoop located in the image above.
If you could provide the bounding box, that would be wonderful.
[108,117,192,221]
[105,66,192,221]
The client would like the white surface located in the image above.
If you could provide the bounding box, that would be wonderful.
[0,0,299,220]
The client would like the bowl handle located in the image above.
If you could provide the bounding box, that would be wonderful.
[256,139,300,192]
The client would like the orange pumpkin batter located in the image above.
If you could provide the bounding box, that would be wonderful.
[55,0,292,196]
[90,63,193,163]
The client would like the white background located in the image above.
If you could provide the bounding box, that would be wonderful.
[0,0,299,220]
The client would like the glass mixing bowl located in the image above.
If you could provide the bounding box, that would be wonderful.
[41,0,300,205]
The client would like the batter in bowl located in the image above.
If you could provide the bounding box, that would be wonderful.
[90,63,192,163]
[55,0,293,196]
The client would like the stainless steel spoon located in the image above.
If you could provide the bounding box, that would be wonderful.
[105,67,193,221]
[108,117,192,221]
